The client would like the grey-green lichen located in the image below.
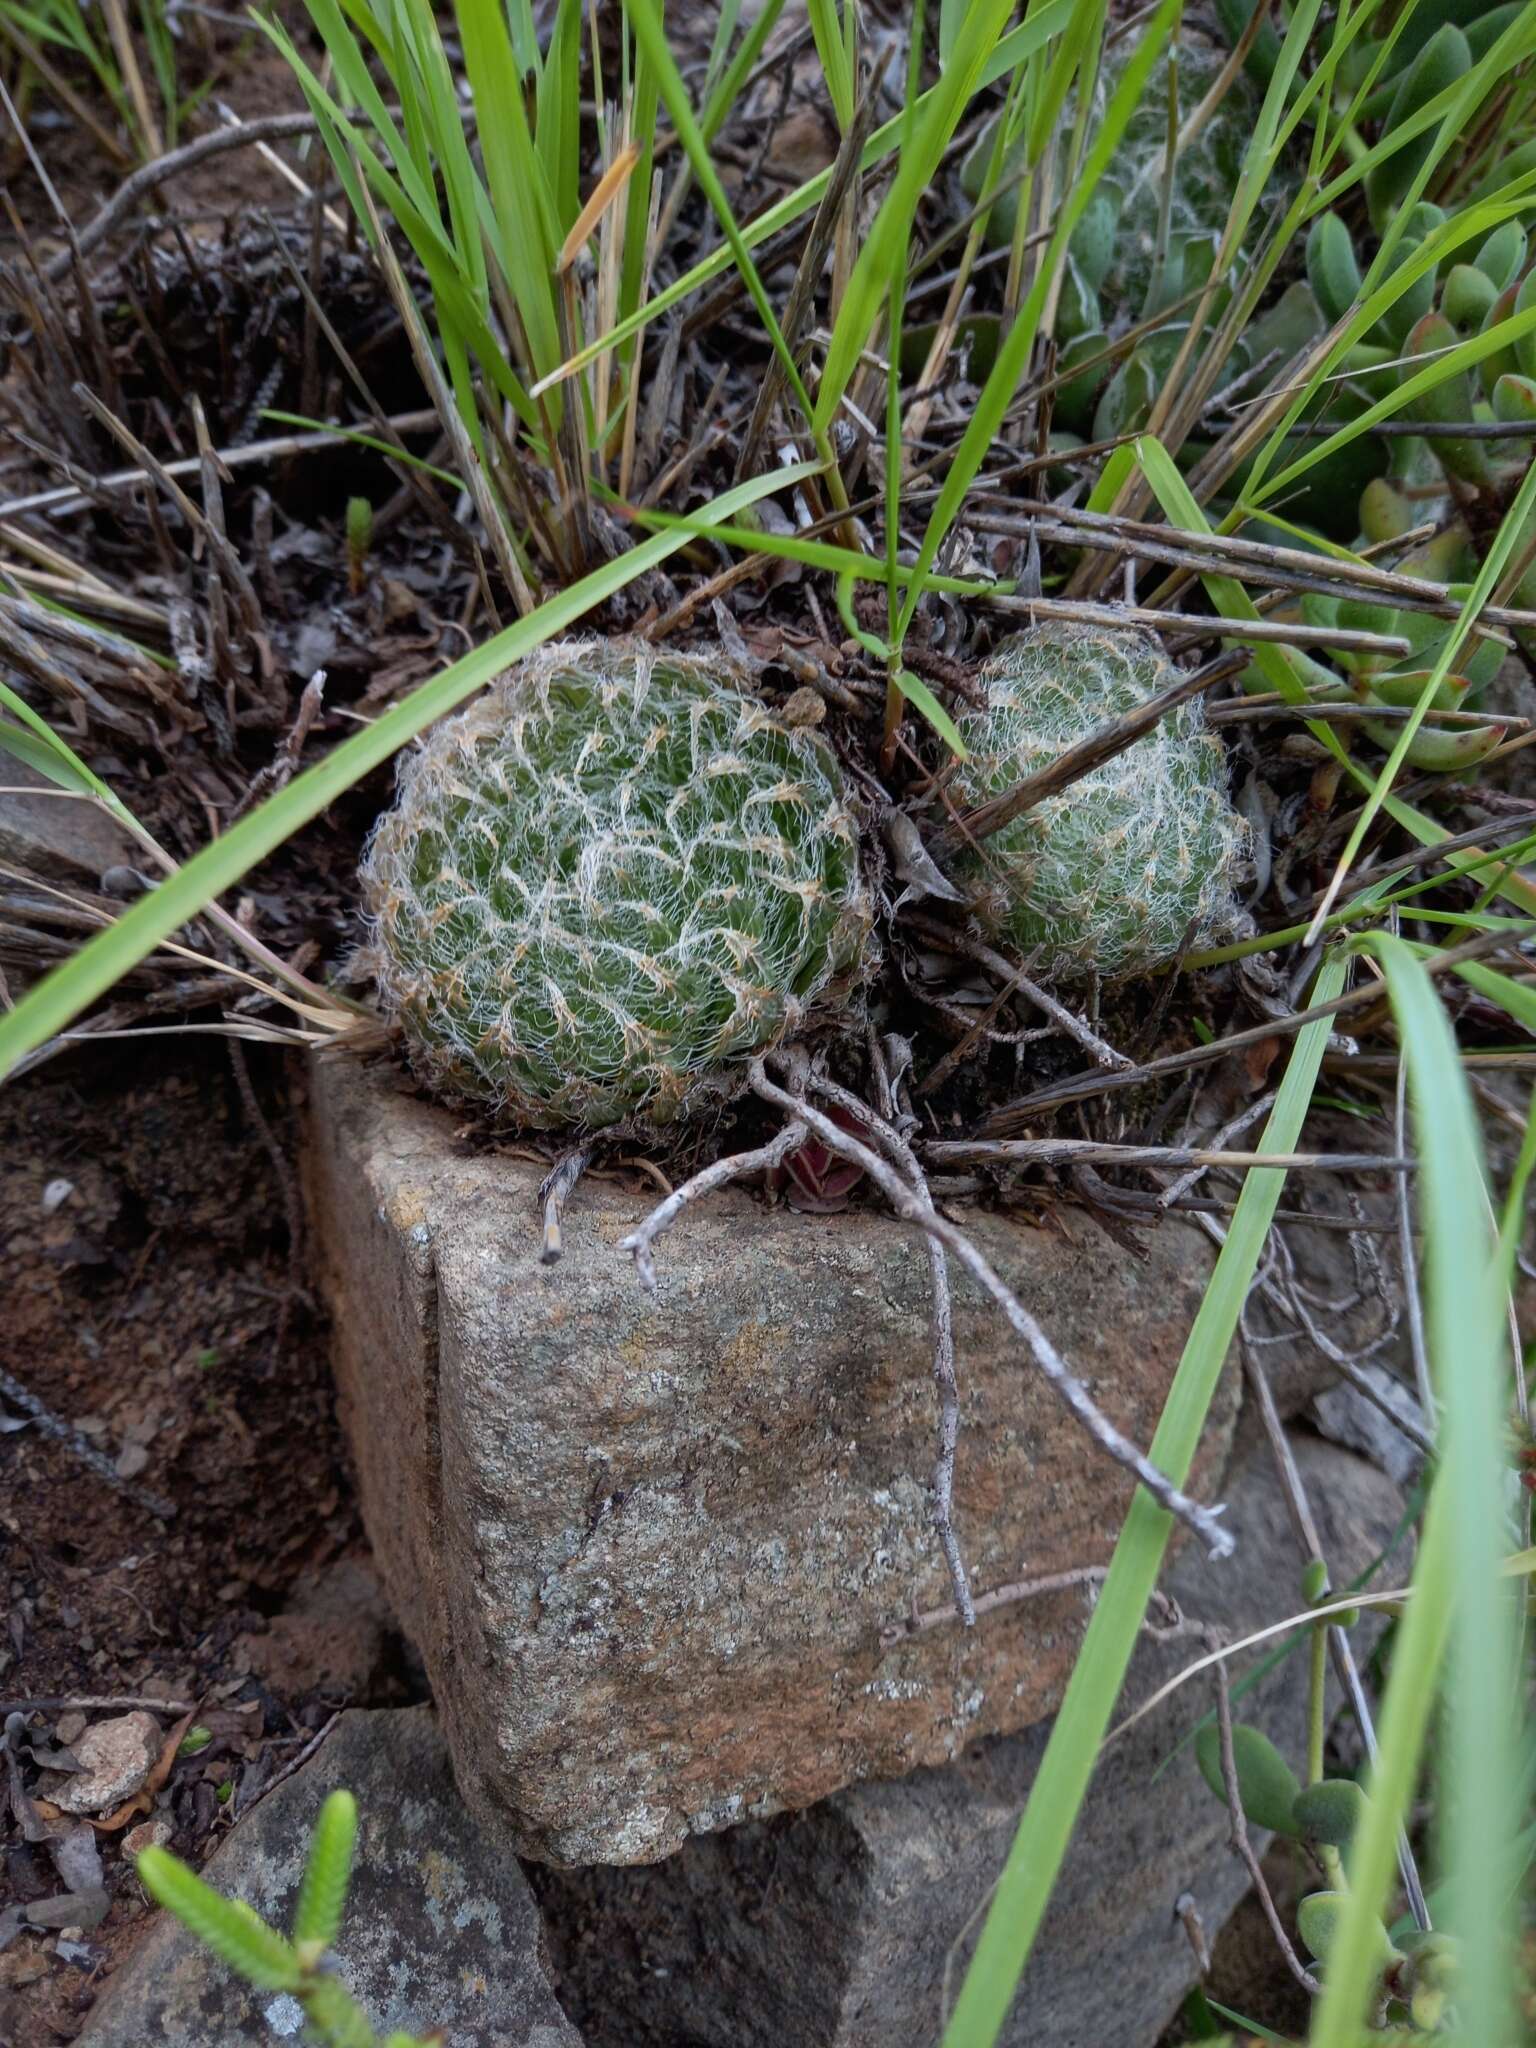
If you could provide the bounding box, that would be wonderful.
[360,639,874,1131]
[950,624,1250,980]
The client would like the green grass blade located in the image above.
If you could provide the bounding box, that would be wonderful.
[813,0,1017,439]
[1310,935,1516,2047]
[895,0,1179,646]
[545,0,1076,396]
[943,951,1350,2048]
[620,0,820,438]
[0,465,817,1081]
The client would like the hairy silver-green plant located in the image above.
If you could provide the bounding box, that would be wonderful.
[950,625,1249,979]
[361,640,873,1130]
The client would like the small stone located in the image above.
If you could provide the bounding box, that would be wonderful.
[113,1444,150,1482]
[40,1178,74,1215]
[51,1713,160,1815]
[0,763,137,885]
[51,1824,104,1896]
[121,1820,172,1862]
[55,1713,87,1746]
[25,1889,109,1932]
[778,685,826,727]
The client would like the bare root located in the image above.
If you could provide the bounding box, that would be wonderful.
[752,1054,1234,1563]
[618,1122,809,1292]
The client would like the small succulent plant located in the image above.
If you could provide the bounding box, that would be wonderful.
[963,32,1271,332]
[948,624,1249,980]
[1278,201,1533,768]
[361,639,874,1131]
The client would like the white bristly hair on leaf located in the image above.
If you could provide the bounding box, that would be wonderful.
[359,637,876,1131]
[952,622,1251,980]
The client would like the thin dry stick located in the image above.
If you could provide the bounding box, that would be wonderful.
[979,501,1536,636]
[0,1366,176,1520]
[539,1146,592,1266]
[981,592,1411,660]
[881,1564,1107,1645]
[906,922,1132,1072]
[921,1139,1412,1174]
[42,113,322,280]
[0,411,440,522]
[1159,1091,1278,1210]
[0,1695,198,1716]
[802,1062,973,1626]
[749,1057,1233,1560]
[937,651,1247,852]
[981,929,1522,1128]
[1213,1655,1322,1996]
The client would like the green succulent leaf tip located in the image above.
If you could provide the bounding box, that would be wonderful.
[294,1790,358,1958]
[949,625,1250,982]
[361,639,875,1131]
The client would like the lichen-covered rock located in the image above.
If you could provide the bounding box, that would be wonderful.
[75,1708,580,2048]
[532,1435,1407,2048]
[951,624,1249,979]
[361,638,873,1131]
[302,1052,1243,1866]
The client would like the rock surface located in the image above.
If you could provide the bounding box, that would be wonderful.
[76,1706,581,2048]
[304,1054,1243,1865]
[533,1433,1406,2048]
[0,761,137,883]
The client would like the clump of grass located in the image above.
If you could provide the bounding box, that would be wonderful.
[0,0,188,163]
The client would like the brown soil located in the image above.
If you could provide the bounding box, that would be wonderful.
[0,1040,410,2044]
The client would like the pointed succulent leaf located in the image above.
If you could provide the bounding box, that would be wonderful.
[1403,311,1496,485]
[1443,262,1498,334]
[1468,0,1524,63]
[1371,242,1437,347]
[1194,1722,1303,1836]
[1476,218,1527,292]
[1513,269,1536,381]
[1307,212,1362,324]
[1298,1890,1399,1973]
[136,1847,303,1992]
[1367,26,1471,233]
[1482,281,1523,397]
[1358,477,1416,543]
[1053,329,1113,434]
[1055,260,1101,347]
[1362,714,1507,772]
[1069,186,1120,294]
[293,1790,358,1959]
[1366,667,1469,713]
[1493,369,1536,423]
[1213,0,1282,84]
[1092,349,1160,443]
[1292,1777,1370,1849]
